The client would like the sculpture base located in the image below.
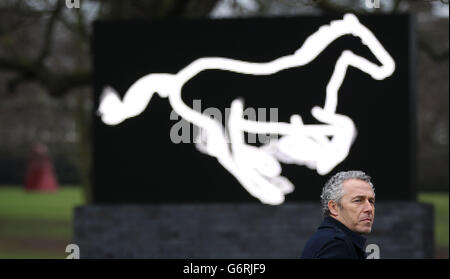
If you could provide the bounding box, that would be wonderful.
[74,202,433,258]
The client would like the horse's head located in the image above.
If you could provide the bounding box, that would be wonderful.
[342,13,396,80]
[293,13,395,80]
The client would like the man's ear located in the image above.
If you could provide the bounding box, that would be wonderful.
[328,200,339,217]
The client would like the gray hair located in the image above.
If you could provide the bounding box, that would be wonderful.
[320,170,374,217]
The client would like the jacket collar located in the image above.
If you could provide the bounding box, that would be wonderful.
[321,216,367,251]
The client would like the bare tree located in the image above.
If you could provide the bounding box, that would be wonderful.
[0,0,447,203]
[0,0,220,202]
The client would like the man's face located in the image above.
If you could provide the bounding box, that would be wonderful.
[332,179,375,234]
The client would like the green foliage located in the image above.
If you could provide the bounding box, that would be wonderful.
[0,186,83,221]
[0,186,83,259]
[0,251,63,259]
[418,192,449,247]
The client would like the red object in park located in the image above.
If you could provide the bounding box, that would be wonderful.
[24,142,59,192]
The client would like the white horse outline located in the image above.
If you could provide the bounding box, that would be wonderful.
[98,14,395,205]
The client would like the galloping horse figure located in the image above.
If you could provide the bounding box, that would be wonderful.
[98,14,395,205]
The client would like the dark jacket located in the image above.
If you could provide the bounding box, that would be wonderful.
[301,216,367,259]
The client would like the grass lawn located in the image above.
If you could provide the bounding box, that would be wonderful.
[0,186,83,259]
[0,186,447,258]
[418,192,449,248]
[0,186,83,221]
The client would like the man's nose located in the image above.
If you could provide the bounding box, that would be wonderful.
[363,200,374,213]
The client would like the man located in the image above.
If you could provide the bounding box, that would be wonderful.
[301,170,375,259]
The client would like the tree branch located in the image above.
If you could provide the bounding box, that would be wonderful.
[392,0,403,12]
[58,15,88,42]
[45,70,91,97]
[0,0,218,99]
[6,73,33,94]
[168,0,190,17]
[0,56,34,74]
[183,0,220,17]
[0,56,91,97]
[418,38,449,61]
[75,3,89,42]
[36,0,63,65]
[315,0,361,14]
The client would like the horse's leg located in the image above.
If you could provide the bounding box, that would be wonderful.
[310,106,356,174]
[227,99,289,205]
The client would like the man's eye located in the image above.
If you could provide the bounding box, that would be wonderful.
[353,199,361,202]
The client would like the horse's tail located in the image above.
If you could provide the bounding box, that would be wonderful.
[98,86,125,125]
[98,73,174,125]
